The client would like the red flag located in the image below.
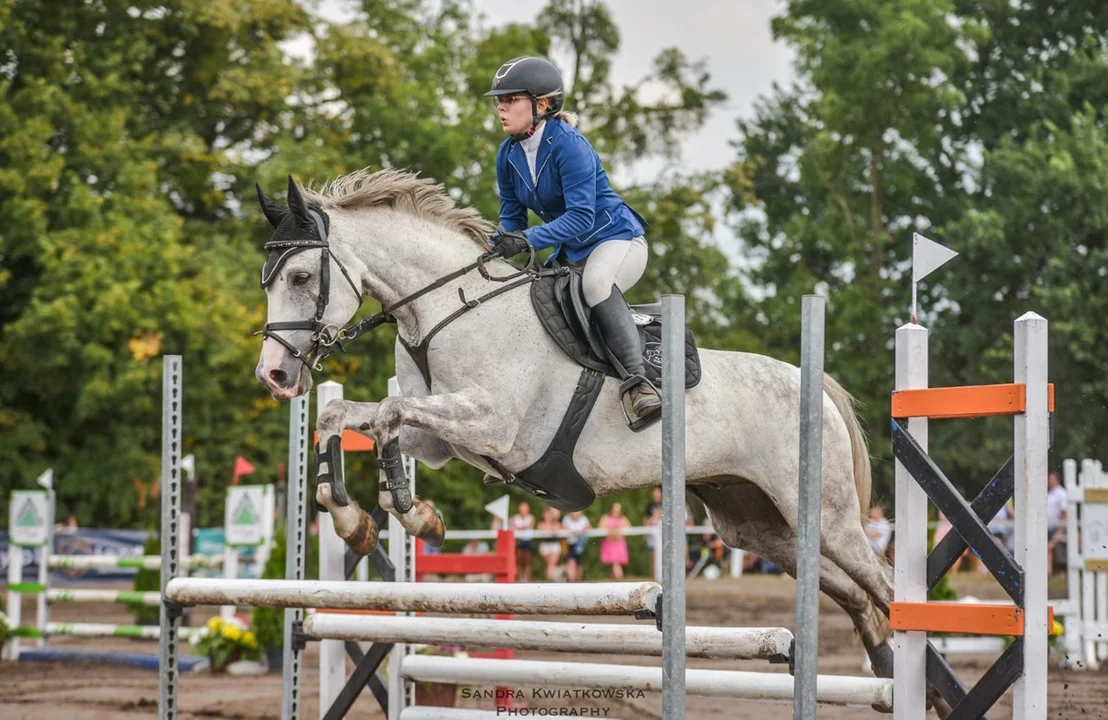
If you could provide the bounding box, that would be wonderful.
[231,456,256,485]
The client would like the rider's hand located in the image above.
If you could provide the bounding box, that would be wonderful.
[490,229,531,259]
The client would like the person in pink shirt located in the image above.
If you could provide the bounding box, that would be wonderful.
[599,503,632,579]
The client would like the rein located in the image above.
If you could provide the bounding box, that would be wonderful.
[260,224,554,370]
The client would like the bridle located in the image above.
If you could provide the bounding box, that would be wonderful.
[257,208,365,370]
[257,207,541,371]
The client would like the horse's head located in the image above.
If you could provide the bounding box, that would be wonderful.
[254,177,364,400]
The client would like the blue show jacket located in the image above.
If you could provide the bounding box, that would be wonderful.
[496,119,648,262]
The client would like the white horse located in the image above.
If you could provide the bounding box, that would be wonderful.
[254,169,901,692]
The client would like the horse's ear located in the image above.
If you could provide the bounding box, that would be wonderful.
[287,174,309,220]
[256,183,286,229]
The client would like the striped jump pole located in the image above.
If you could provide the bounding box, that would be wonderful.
[401,656,894,711]
[302,614,793,661]
[46,589,161,606]
[16,622,203,640]
[49,554,222,571]
[166,578,661,616]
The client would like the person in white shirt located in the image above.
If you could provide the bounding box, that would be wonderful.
[1046,472,1067,575]
[865,505,892,558]
[510,502,536,582]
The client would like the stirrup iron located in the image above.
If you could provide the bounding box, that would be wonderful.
[619,375,662,433]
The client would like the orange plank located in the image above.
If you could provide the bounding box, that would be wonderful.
[891,383,1055,420]
[313,429,375,452]
[890,601,1054,636]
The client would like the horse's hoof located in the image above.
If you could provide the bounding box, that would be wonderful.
[421,509,446,548]
[346,508,379,557]
[871,642,895,678]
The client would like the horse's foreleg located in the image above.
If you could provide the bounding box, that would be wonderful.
[315,399,382,556]
[370,388,519,548]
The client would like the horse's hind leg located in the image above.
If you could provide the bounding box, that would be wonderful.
[690,483,893,677]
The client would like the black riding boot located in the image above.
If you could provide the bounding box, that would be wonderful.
[591,287,662,420]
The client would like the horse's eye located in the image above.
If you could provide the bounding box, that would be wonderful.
[292,272,311,286]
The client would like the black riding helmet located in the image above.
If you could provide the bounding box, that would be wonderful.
[485,56,564,140]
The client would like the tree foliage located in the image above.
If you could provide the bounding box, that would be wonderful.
[0,0,730,535]
[726,0,1108,501]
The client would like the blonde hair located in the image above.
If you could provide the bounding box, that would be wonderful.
[554,110,579,127]
[537,93,579,127]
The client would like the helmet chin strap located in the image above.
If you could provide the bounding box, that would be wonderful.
[511,96,556,142]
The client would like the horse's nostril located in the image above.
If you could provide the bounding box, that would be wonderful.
[269,368,288,386]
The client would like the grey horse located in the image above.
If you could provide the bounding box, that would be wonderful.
[253,169,902,697]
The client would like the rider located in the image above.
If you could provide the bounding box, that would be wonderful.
[485,55,661,421]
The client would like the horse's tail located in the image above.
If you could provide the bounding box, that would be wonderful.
[823,373,872,526]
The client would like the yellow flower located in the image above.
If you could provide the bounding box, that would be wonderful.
[207,617,223,631]
[224,625,243,641]
[243,632,258,649]
[1051,620,1064,636]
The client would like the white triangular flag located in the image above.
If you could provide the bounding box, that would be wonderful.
[181,453,196,480]
[912,232,958,284]
[911,233,958,322]
[485,494,511,527]
[36,468,53,490]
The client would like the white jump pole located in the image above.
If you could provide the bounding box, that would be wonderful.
[166,578,662,615]
[316,380,346,718]
[387,375,416,720]
[303,614,794,660]
[401,656,894,710]
[893,320,929,720]
[1013,312,1049,718]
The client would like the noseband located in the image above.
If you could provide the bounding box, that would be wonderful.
[257,208,364,370]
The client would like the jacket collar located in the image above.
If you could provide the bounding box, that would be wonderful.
[509,119,564,184]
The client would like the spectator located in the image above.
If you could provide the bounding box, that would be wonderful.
[537,506,564,582]
[599,503,632,580]
[55,514,79,532]
[865,506,891,557]
[510,502,536,582]
[933,512,982,573]
[1047,472,1067,575]
[461,535,492,582]
[562,510,592,582]
[988,501,1014,553]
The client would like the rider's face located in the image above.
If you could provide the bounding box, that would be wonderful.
[496,94,542,135]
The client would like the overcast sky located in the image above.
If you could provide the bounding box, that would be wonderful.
[469,0,796,184]
[305,0,797,185]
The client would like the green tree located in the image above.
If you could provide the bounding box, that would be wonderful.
[725,0,1108,504]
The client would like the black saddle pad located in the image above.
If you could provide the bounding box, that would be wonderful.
[531,271,702,389]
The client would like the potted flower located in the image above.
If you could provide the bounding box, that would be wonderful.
[413,644,464,707]
[189,615,261,673]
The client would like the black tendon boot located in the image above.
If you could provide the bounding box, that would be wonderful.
[590,287,662,425]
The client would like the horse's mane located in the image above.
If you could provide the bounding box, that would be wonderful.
[302,168,494,249]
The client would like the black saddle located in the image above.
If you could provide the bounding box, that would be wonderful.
[483,267,703,514]
[531,267,702,389]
